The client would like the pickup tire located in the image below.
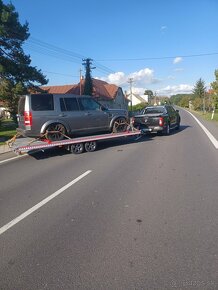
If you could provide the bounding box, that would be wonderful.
[163,123,170,135]
[175,121,180,130]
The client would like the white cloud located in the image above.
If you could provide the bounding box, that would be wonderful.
[131,87,146,95]
[157,84,193,96]
[107,72,126,85]
[160,26,167,33]
[173,57,183,64]
[129,68,156,84]
[99,67,160,87]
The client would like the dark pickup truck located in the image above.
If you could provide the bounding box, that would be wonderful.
[132,105,181,135]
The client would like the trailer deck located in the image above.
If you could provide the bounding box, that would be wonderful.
[9,129,143,155]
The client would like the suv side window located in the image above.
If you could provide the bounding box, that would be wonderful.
[31,94,54,111]
[79,98,101,111]
[60,98,80,111]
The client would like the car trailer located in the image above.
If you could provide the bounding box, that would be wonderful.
[8,128,144,155]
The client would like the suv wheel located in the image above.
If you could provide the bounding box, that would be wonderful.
[45,123,66,141]
[112,117,127,133]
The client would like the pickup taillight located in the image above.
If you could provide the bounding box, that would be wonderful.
[159,117,164,126]
[24,111,32,126]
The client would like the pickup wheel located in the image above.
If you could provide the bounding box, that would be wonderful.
[45,123,66,141]
[164,123,170,135]
[112,117,127,133]
[175,121,180,130]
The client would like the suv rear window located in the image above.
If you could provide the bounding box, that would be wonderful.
[31,94,54,111]
[18,96,25,116]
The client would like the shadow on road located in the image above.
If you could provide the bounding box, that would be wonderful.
[28,134,154,160]
[27,125,190,160]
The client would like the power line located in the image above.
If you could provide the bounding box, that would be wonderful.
[28,37,115,75]
[42,70,79,78]
[96,52,218,62]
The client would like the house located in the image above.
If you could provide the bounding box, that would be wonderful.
[126,93,148,106]
[41,79,129,110]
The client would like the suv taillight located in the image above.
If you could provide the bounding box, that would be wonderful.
[159,117,164,126]
[24,111,32,126]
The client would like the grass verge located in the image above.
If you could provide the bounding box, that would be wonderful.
[190,110,218,122]
[0,119,17,145]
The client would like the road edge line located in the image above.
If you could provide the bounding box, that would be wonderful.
[186,110,218,149]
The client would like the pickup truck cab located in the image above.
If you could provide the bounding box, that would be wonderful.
[132,105,180,135]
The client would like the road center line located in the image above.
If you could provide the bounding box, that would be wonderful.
[186,110,218,149]
[0,170,92,236]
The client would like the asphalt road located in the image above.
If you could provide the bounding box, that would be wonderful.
[0,109,218,290]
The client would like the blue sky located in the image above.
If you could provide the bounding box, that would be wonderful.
[5,0,218,96]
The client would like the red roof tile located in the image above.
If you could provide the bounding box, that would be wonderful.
[41,79,120,100]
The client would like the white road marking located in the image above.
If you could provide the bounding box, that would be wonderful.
[0,170,92,236]
[0,154,27,165]
[187,111,218,149]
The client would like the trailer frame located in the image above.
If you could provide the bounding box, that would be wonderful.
[9,128,146,155]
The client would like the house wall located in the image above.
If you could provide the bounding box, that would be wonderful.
[96,88,128,110]
[129,94,148,106]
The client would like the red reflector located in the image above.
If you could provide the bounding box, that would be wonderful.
[24,111,32,126]
[159,117,164,126]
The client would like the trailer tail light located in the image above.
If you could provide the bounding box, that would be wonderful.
[159,117,164,126]
[24,111,32,127]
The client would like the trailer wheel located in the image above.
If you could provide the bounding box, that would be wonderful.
[70,143,84,154]
[84,141,97,152]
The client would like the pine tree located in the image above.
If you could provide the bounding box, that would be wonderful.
[0,0,48,117]
[82,58,94,96]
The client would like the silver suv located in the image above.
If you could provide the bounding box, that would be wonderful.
[17,94,128,141]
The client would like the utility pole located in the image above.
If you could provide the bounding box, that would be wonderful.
[82,58,96,96]
[79,68,82,95]
[128,78,134,111]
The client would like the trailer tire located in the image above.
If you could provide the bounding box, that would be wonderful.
[70,143,84,154]
[84,141,97,152]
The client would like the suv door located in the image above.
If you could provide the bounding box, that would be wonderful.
[77,97,110,133]
[58,97,84,133]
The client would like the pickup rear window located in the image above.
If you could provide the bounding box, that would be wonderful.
[143,107,165,114]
